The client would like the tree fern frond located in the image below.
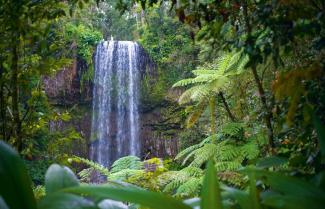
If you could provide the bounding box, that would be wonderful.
[189,143,218,167]
[216,53,233,73]
[160,167,203,194]
[240,140,259,160]
[225,52,249,74]
[178,86,201,104]
[189,84,212,102]
[108,169,145,181]
[216,143,240,161]
[215,161,242,172]
[68,156,110,176]
[220,122,244,139]
[172,78,197,87]
[192,69,219,76]
[175,177,202,198]
[175,143,202,161]
[110,156,143,173]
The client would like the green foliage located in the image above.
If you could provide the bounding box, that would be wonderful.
[1,141,325,209]
[33,186,46,201]
[158,167,203,196]
[45,164,79,194]
[0,141,37,209]
[68,156,110,177]
[110,156,143,173]
[25,159,52,185]
[173,52,248,105]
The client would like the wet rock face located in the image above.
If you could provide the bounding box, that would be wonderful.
[140,105,181,159]
[43,57,92,105]
[44,44,180,160]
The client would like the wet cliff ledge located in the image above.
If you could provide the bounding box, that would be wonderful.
[43,43,183,159]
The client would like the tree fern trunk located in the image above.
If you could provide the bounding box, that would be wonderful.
[219,92,236,122]
[209,97,217,143]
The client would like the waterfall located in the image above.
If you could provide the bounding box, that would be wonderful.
[90,41,140,168]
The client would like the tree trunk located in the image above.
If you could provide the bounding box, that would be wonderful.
[251,66,274,148]
[11,36,22,151]
[242,0,274,149]
[219,92,236,122]
[0,64,6,141]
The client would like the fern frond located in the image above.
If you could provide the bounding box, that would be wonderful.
[108,169,145,181]
[160,167,203,194]
[215,161,242,172]
[175,177,202,198]
[175,143,202,161]
[192,69,219,76]
[216,53,233,73]
[240,140,259,160]
[110,156,143,173]
[216,143,240,161]
[190,143,218,167]
[220,122,244,139]
[68,156,110,176]
[172,78,197,87]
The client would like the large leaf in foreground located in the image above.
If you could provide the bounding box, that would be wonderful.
[242,168,325,197]
[38,193,97,209]
[64,185,191,209]
[261,191,325,209]
[45,164,79,194]
[0,141,37,209]
[200,161,222,209]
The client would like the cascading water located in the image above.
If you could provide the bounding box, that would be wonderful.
[90,41,141,169]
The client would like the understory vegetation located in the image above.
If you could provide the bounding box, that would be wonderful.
[0,0,324,209]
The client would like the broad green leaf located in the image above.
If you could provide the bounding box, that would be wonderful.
[247,170,260,209]
[256,156,287,168]
[0,141,37,209]
[64,185,191,209]
[242,168,325,197]
[201,161,222,209]
[38,193,96,209]
[261,191,325,209]
[45,164,79,194]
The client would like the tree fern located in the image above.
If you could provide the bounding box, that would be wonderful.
[173,51,248,131]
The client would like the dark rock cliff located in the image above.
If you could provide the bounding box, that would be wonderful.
[43,46,182,161]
